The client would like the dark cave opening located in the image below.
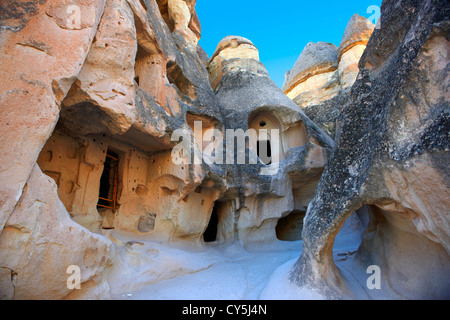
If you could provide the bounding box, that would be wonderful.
[257,139,272,165]
[97,149,119,210]
[276,210,305,241]
[203,203,219,242]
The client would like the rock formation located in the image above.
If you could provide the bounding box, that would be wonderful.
[206,35,334,245]
[287,0,450,299]
[0,0,113,299]
[0,0,221,298]
[283,14,375,138]
[0,0,333,299]
[283,42,340,109]
[337,14,375,89]
[0,0,448,300]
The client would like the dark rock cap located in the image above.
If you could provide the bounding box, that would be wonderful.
[282,42,338,94]
[337,14,375,59]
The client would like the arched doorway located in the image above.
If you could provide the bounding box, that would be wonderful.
[248,112,283,163]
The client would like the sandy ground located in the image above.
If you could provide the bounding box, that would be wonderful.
[109,213,366,300]
[122,241,302,300]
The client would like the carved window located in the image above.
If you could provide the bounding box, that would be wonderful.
[97,149,119,210]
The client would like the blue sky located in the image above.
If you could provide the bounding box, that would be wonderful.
[196,0,382,88]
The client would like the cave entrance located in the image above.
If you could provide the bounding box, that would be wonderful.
[97,149,119,210]
[276,210,305,241]
[203,202,219,243]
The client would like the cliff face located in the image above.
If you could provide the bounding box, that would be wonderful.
[0,0,333,299]
[0,0,221,299]
[288,0,450,299]
[0,0,448,300]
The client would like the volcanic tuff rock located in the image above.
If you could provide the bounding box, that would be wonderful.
[0,0,448,300]
[283,42,340,108]
[0,0,114,299]
[288,0,450,299]
[337,14,376,89]
[0,165,112,299]
[0,0,333,299]
[283,14,375,138]
[0,0,106,234]
[206,35,334,244]
[0,0,221,298]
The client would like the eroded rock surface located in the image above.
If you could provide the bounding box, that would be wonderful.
[0,0,448,300]
[207,35,334,246]
[288,0,450,299]
[0,0,221,299]
[283,15,375,138]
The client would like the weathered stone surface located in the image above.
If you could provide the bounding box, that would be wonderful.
[0,3,111,298]
[68,0,138,135]
[337,14,375,89]
[338,14,375,58]
[0,0,448,301]
[0,0,223,299]
[283,15,375,138]
[155,0,199,45]
[0,0,106,233]
[0,165,113,299]
[31,0,223,246]
[283,42,339,106]
[168,0,198,46]
[207,35,334,245]
[208,36,261,91]
[288,0,450,299]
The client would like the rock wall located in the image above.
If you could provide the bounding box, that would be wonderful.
[0,0,221,299]
[0,0,107,234]
[0,0,448,300]
[206,35,333,245]
[0,165,112,299]
[0,0,113,299]
[0,0,335,299]
[288,0,450,299]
